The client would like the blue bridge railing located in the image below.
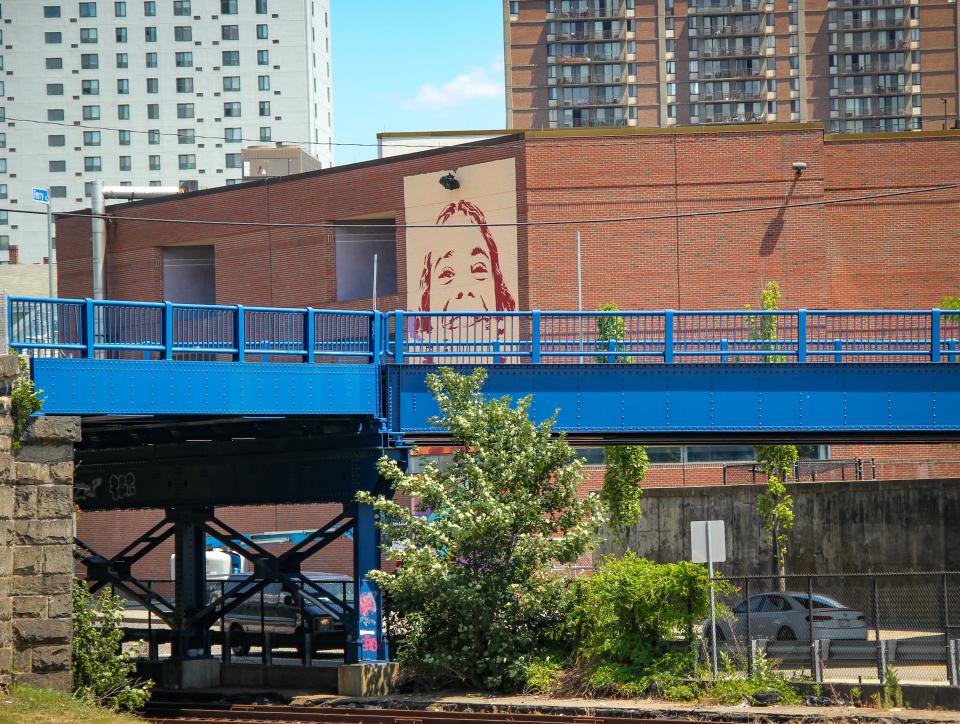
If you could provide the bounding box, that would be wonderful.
[8,297,960,365]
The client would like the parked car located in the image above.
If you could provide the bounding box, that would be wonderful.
[704,592,868,642]
[207,572,353,656]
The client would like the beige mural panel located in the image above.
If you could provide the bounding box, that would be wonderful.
[403,159,519,328]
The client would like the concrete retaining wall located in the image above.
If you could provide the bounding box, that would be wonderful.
[0,355,79,690]
[597,477,960,574]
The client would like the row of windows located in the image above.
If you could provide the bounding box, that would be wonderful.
[44,126,273,145]
[48,74,272,96]
[46,47,271,72]
[43,1,268,19]
[45,26,273,44]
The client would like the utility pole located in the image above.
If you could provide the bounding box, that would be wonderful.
[577,230,584,363]
[46,201,55,296]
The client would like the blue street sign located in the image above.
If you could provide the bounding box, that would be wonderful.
[33,188,50,204]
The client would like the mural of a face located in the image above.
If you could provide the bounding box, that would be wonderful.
[404,159,520,339]
[419,200,515,317]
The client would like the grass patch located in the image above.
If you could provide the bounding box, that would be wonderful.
[0,685,142,724]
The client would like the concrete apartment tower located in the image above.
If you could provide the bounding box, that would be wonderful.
[504,0,959,132]
[0,0,333,262]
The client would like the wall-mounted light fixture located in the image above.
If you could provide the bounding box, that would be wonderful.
[792,161,808,175]
[438,172,460,191]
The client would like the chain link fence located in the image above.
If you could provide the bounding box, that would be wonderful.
[703,572,960,686]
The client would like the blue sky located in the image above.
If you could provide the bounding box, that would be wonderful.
[331,2,507,166]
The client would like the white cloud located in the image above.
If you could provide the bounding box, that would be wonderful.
[401,67,502,112]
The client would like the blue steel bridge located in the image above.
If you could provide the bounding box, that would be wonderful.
[8,296,960,664]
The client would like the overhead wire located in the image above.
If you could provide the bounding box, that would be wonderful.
[0,182,956,230]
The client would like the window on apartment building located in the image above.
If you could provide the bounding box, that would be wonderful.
[115,1,126,16]
[116,52,128,67]
[146,52,157,67]
[175,51,193,67]
[46,83,64,96]
[176,77,194,93]
[258,75,270,91]
[46,57,63,69]
[145,26,158,42]
[256,24,268,40]
[44,6,62,18]
[49,160,66,173]
[119,156,132,171]
[0,212,8,226]
[174,26,191,41]
[80,53,99,69]
[222,25,239,41]
[84,157,102,172]
[256,0,267,13]
[48,109,65,121]
[177,103,194,118]
[259,127,271,142]
[222,51,240,66]
[118,129,131,144]
[258,101,270,117]
[257,50,269,66]
[178,154,196,170]
[163,246,215,304]
[45,32,62,43]
[0,186,6,200]
[147,103,159,119]
[50,187,67,199]
[509,1,519,15]
[117,78,129,94]
[335,221,398,301]
[221,0,238,14]
[223,102,241,117]
[79,2,97,17]
[222,76,240,92]
[82,105,100,120]
[143,1,155,15]
[146,77,159,93]
[84,182,97,198]
[81,79,99,95]
[225,153,241,169]
[177,129,195,144]
[173,0,190,15]
[148,130,160,144]
[149,155,160,170]
[117,105,130,120]
[83,131,101,146]
[80,28,98,43]
[115,27,127,42]
[224,127,241,143]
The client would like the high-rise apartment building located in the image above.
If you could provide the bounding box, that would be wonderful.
[504,0,959,133]
[0,0,333,262]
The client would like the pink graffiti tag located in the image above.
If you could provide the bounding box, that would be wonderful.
[361,636,378,653]
[358,591,376,619]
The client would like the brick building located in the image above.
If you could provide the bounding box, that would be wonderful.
[504,0,960,133]
[55,123,960,577]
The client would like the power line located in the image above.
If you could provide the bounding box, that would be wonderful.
[4,115,524,151]
[0,182,956,230]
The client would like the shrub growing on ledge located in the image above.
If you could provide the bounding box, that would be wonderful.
[10,352,42,450]
[359,367,602,690]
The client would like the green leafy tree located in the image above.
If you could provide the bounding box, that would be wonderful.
[359,367,602,690]
[941,295,960,312]
[746,282,798,585]
[72,579,153,711]
[595,303,647,540]
[755,444,797,588]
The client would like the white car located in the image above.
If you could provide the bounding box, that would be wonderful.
[705,592,868,642]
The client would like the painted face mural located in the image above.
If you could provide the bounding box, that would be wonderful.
[404,159,519,340]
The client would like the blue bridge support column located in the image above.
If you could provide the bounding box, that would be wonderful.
[351,501,384,663]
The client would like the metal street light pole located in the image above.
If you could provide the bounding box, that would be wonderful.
[46,200,55,296]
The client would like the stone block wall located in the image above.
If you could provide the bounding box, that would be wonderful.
[0,355,79,690]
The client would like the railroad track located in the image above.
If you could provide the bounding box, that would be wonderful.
[145,704,713,724]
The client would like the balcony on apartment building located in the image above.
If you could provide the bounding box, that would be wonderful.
[837,53,909,75]
[840,99,910,119]
[840,31,910,53]
[559,86,627,107]
[700,59,766,80]
[556,65,625,85]
[836,0,910,9]
[556,41,626,63]
[554,0,627,20]
[558,108,629,127]
[700,39,767,58]
[834,8,910,30]
[837,74,909,97]
[837,117,912,134]
[699,80,765,102]
[689,0,766,15]
[695,16,766,38]
[698,101,767,124]
[557,23,627,42]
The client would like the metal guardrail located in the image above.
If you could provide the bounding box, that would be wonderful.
[9,297,960,367]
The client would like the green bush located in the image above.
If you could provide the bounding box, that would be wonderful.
[10,353,42,450]
[72,579,153,711]
[568,553,728,669]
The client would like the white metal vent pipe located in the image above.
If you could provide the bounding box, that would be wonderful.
[91,183,181,300]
